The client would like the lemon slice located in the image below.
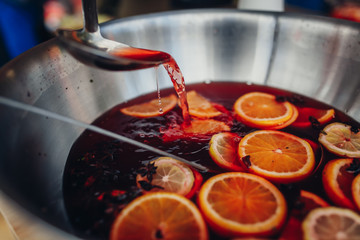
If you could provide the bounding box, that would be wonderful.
[302,207,360,240]
[136,157,195,197]
[318,122,360,158]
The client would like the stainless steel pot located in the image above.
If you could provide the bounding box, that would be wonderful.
[0,9,360,239]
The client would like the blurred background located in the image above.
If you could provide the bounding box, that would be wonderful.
[0,0,359,67]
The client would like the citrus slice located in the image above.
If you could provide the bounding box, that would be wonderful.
[304,138,320,153]
[186,167,203,199]
[233,92,295,129]
[183,119,230,135]
[209,132,244,171]
[319,122,360,158]
[187,90,222,118]
[298,190,330,214]
[264,104,299,130]
[238,130,315,183]
[322,158,356,210]
[291,190,330,220]
[120,94,177,118]
[162,119,231,142]
[352,173,360,211]
[279,190,330,240]
[302,207,360,240]
[136,157,197,198]
[110,192,208,240]
[197,172,287,238]
[292,107,335,128]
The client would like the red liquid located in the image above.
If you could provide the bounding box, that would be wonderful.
[111,48,190,124]
[63,82,360,239]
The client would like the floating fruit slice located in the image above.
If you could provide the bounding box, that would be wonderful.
[120,94,177,118]
[197,172,287,238]
[279,190,330,240]
[186,167,203,199]
[297,190,330,215]
[233,92,296,129]
[319,122,360,158]
[352,173,360,211]
[289,190,331,220]
[238,130,315,183]
[302,207,360,240]
[161,119,231,142]
[304,139,320,153]
[110,192,208,240]
[209,132,244,171]
[136,157,200,198]
[322,158,356,210]
[292,107,335,128]
[264,105,299,130]
[187,90,222,118]
[183,119,230,135]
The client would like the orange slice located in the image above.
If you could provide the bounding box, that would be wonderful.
[183,119,230,135]
[322,158,356,210]
[298,190,330,213]
[292,107,335,128]
[197,172,287,238]
[352,173,360,211]
[289,190,331,220]
[265,104,299,130]
[120,94,177,118]
[290,190,330,220]
[186,167,203,199]
[162,119,231,142]
[302,207,360,240]
[187,90,222,118]
[209,132,244,171]
[233,92,295,129]
[238,130,315,183]
[279,190,329,240]
[110,192,208,240]
[136,157,196,197]
[319,122,360,158]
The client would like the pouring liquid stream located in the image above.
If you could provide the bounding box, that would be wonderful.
[154,66,164,114]
[110,48,191,125]
[0,96,208,172]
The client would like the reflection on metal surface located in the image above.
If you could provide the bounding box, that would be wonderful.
[0,209,18,240]
[0,191,77,240]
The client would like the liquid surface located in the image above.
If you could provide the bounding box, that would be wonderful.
[63,82,359,239]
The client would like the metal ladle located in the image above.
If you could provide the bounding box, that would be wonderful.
[56,0,170,71]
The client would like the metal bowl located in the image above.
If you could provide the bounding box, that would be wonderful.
[0,9,360,239]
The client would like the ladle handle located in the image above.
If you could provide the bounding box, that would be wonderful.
[82,0,99,33]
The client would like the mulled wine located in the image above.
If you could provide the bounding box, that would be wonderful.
[63,82,360,239]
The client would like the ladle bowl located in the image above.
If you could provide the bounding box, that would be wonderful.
[56,0,169,71]
[0,9,360,239]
